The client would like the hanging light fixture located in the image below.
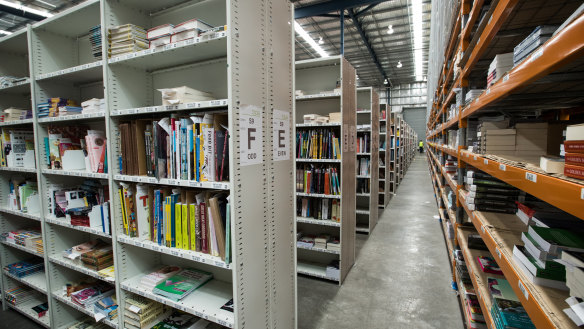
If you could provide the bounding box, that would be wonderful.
[387,25,394,34]
[318,36,324,45]
[397,61,403,68]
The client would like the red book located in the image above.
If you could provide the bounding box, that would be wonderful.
[565,153,584,167]
[200,202,208,254]
[565,164,584,180]
[564,140,584,154]
[477,256,503,275]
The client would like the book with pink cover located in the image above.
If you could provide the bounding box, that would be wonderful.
[477,256,503,275]
[85,130,106,173]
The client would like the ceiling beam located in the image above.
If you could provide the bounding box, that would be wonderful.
[347,8,391,87]
[0,3,45,21]
[295,0,386,19]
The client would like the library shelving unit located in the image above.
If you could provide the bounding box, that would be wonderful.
[294,56,357,284]
[378,103,391,208]
[388,112,398,194]
[427,1,584,328]
[0,1,297,328]
[355,87,379,234]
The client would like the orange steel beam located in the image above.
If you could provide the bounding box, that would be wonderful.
[462,13,584,119]
[461,0,519,79]
[461,0,484,42]
[444,13,461,62]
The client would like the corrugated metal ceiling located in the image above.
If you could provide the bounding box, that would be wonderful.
[0,0,82,32]
[293,0,431,87]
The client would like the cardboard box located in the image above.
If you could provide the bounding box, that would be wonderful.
[329,112,341,123]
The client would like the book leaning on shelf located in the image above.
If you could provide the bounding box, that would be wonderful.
[119,184,231,263]
[118,112,228,183]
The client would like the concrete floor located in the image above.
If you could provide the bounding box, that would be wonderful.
[297,155,464,329]
[0,156,463,329]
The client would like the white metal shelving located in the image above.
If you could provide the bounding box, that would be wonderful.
[378,103,391,208]
[294,56,356,285]
[0,1,296,328]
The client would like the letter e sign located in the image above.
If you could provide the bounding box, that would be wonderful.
[273,109,290,161]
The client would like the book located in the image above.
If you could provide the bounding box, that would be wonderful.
[528,226,584,254]
[513,245,566,281]
[477,256,503,275]
[152,268,213,301]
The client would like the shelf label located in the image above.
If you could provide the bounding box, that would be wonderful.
[530,48,544,63]
[473,155,477,161]
[503,74,509,82]
[484,159,488,165]
[525,172,537,183]
[581,188,584,200]
[239,104,263,166]
[496,248,502,259]
[518,280,529,300]
[499,164,506,171]
[272,109,290,161]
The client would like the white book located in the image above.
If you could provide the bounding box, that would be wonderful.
[172,19,212,34]
[566,123,584,141]
[135,184,150,238]
[147,24,174,40]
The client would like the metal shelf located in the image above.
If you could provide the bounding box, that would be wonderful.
[38,112,105,124]
[42,169,108,180]
[121,274,234,328]
[0,79,30,93]
[110,99,228,117]
[35,60,103,82]
[4,270,48,294]
[0,208,41,221]
[295,92,341,101]
[0,118,34,126]
[295,158,341,163]
[0,166,37,173]
[113,175,230,190]
[49,255,114,283]
[6,295,50,328]
[296,261,339,282]
[296,244,340,255]
[52,292,118,328]
[117,235,230,269]
[2,241,44,258]
[295,192,340,199]
[296,217,341,227]
[45,215,111,239]
[295,123,341,128]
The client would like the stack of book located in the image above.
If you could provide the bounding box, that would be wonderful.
[514,225,584,289]
[325,260,340,280]
[0,76,27,88]
[98,265,115,280]
[140,266,182,292]
[58,106,83,116]
[119,185,231,262]
[4,229,42,250]
[152,268,213,302]
[513,26,557,66]
[314,234,331,249]
[444,156,457,174]
[118,113,228,182]
[89,25,102,60]
[357,175,369,194]
[487,53,513,87]
[560,251,584,326]
[296,234,314,248]
[46,125,107,173]
[4,286,37,306]
[465,89,483,105]
[465,294,486,329]
[454,250,475,296]
[70,283,114,308]
[477,255,503,275]
[564,123,584,180]
[147,19,213,49]
[302,114,330,124]
[7,178,39,213]
[327,237,340,252]
[81,98,105,114]
[1,129,36,169]
[158,86,214,105]
[107,24,148,58]
[36,98,79,118]
[124,295,168,329]
[35,239,43,254]
[296,163,341,195]
[4,259,44,277]
[489,277,535,329]
[465,170,522,214]
[32,302,49,318]
[296,197,340,222]
[2,107,32,121]
[296,128,341,160]
[94,296,118,320]
[62,240,105,262]
[81,244,114,271]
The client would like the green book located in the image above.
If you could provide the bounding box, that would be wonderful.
[513,245,565,281]
[528,226,584,254]
[152,268,213,301]
[487,277,519,301]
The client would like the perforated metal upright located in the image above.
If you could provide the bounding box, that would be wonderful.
[294,56,357,285]
[378,103,390,209]
[0,0,296,328]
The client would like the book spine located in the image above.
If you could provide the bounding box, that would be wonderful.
[175,202,182,249]
[565,153,584,167]
[565,164,584,180]
[201,202,208,253]
[181,204,188,250]
[189,204,196,250]
[565,141,584,154]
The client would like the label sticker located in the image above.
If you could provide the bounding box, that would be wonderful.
[343,124,349,153]
[518,281,529,300]
[496,248,502,259]
[350,125,357,152]
[530,48,544,62]
[503,74,509,82]
[473,156,477,161]
[239,104,263,166]
[272,109,290,161]
[525,172,537,183]
[499,164,506,171]
[581,188,584,200]
[484,159,488,165]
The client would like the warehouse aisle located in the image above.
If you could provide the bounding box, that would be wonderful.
[297,155,464,329]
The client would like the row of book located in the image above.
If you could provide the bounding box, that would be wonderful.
[4,259,44,278]
[89,25,102,60]
[46,125,107,173]
[48,180,111,235]
[357,157,370,176]
[295,164,341,195]
[139,266,213,302]
[8,178,39,214]
[356,134,370,154]
[37,98,81,118]
[119,113,228,182]
[62,239,114,272]
[2,107,32,122]
[0,128,35,169]
[0,75,27,88]
[296,128,341,160]
[1,228,43,254]
[119,184,231,262]
[296,233,339,252]
[297,197,340,222]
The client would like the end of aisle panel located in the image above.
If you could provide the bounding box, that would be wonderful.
[0,1,297,328]
[427,1,584,329]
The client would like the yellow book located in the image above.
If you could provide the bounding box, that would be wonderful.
[189,204,196,250]
[175,203,182,249]
[165,197,171,247]
[119,189,128,235]
[182,204,189,249]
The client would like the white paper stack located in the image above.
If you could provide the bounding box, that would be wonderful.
[465,89,483,105]
[487,53,513,86]
[147,24,173,48]
[170,19,213,43]
[158,86,214,105]
[81,98,105,114]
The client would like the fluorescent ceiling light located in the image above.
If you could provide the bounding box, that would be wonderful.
[318,37,324,45]
[0,29,13,35]
[387,25,394,34]
[35,0,56,8]
[410,0,424,81]
[294,21,328,58]
[0,0,53,18]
